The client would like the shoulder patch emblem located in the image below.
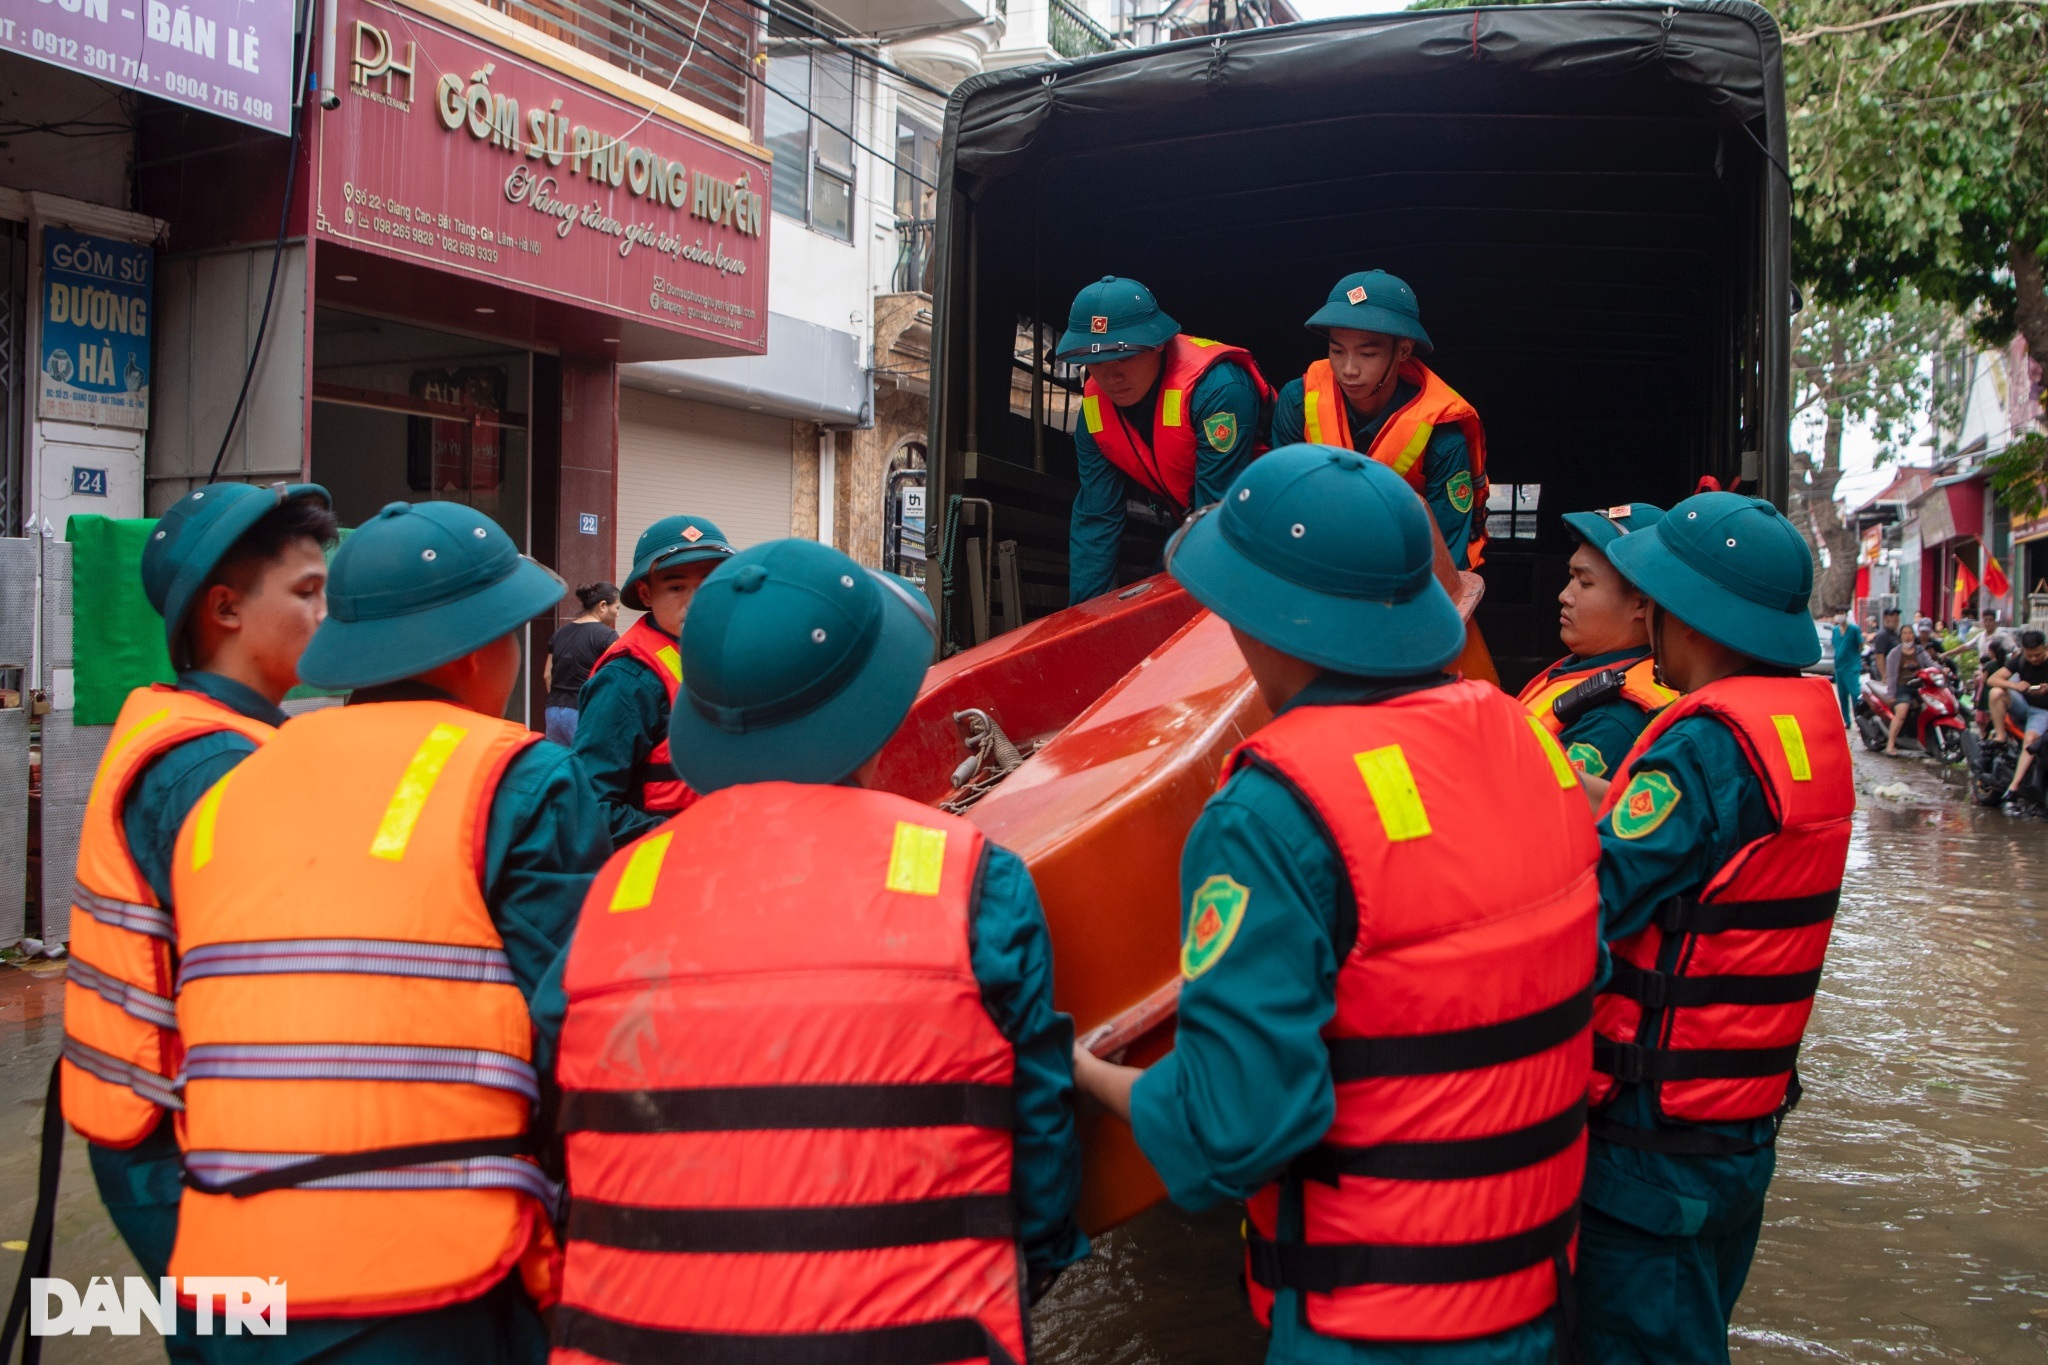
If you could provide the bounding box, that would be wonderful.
[1446,470,1475,514]
[1181,875,1250,979]
[1202,410,1240,454]
[1566,742,1607,778]
[1611,770,1681,840]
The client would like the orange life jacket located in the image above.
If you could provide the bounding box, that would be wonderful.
[552,782,1025,1365]
[1081,334,1275,511]
[588,616,697,815]
[1517,652,1678,763]
[1301,358,1491,566]
[169,701,556,1317]
[62,686,276,1148]
[1227,680,1598,1342]
[1590,676,1853,1130]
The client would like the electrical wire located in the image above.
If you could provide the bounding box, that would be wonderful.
[210,0,313,479]
[630,0,940,189]
[741,0,950,98]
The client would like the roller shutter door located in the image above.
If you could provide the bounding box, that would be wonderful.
[616,388,794,583]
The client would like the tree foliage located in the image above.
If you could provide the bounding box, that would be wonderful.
[1786,0,2048,376]
[1790,288,1964,609]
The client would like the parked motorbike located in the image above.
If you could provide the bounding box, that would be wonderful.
[1856,664,1967,765]
[1961,710,2048,809]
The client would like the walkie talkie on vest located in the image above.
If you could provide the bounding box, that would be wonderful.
[1551,668,1628,728]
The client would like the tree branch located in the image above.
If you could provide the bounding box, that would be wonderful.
[1787,0,2048,45]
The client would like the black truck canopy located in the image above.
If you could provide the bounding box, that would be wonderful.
[924,0,1792,688]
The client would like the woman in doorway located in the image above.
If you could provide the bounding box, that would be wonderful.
[543,582,621,745]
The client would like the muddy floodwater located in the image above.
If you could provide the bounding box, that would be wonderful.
[1034,750,2048,1363]
[0,751,2041,1363]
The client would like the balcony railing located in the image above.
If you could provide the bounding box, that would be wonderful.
[895,218,936,294]
[484,0,758,128]
[1048,0,1116,57]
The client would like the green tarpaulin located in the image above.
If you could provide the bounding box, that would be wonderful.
[65,516,174,726]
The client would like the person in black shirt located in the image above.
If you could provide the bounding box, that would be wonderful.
[1989,629,2048,800]
[1868,605,1902,662]
[544,582,621,745]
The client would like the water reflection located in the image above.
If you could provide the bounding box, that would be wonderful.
[1033,755,2048,1363]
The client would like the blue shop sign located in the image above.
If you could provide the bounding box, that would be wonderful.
[40,228,151,431]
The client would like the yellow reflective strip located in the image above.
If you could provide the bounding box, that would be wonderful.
[188,769,237,871]
[1161,389,1184,427]
[1772,714,1812,782]
[655,645,682,684]
[1186,337,1220,348]
[1526,716,1580,789]
[368,723,470,861]
[1082,394,1104,435]
[1302,389,1323,445]
[609,832,673,912]
[885,821,948,896]
[1354,745,1432,842]
[1390,421,1434,477]
[90,708,172,801]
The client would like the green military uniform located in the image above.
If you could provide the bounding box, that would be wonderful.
[1270,271,1481,568]
[571,515,732,845]
[1522,505,1672,779]
[1057,276,1268,604]
[1130,675,1555,1365]
[71,482,332,1363]
[1581,493,1836,1365]
[1270,376,1474,566]
[1070,362,1265,603]
[1123,445,1573,1364]
[234,500,606,1365]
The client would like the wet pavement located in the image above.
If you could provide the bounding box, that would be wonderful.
[0,747,2042,1363]
[1034,748,2048,1363]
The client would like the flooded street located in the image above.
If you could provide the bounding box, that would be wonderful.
[1035,749,2048,1363]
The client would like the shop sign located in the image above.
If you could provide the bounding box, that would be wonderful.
[2013,510,2048,545]
[0,0,292,134]
[1915,489,1957,546]
[313,0,769,352]
[1860,526,1882,564]
[39,229,151,430]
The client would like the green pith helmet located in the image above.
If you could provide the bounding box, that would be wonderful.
[1606,492,1819,668]
[1054,276,1180,365]
[623,515,735,610]
[142,482,331,667]
[1562,502,1666,556]
[1167,443,1465,677]
[298,501,565,690]
[668,538,937,791]
[1305,270,1433,352]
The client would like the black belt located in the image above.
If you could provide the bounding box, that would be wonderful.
[559,1083,1013,1135]
[1246,1205,1578,1293]
[568,1192,1016,1254]
[553,1306,1020,1365]
[1290,1101,1585,1185]
[1325,985,1592,1082]
[1594,1038,1801,1084]
[185,1134,537,1199]
[1655,891,1838,936]
[1602,959,1822,1010]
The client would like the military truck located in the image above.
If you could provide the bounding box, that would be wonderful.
[917,0,1792,691]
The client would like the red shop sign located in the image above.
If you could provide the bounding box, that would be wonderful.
[313,0,769,353]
